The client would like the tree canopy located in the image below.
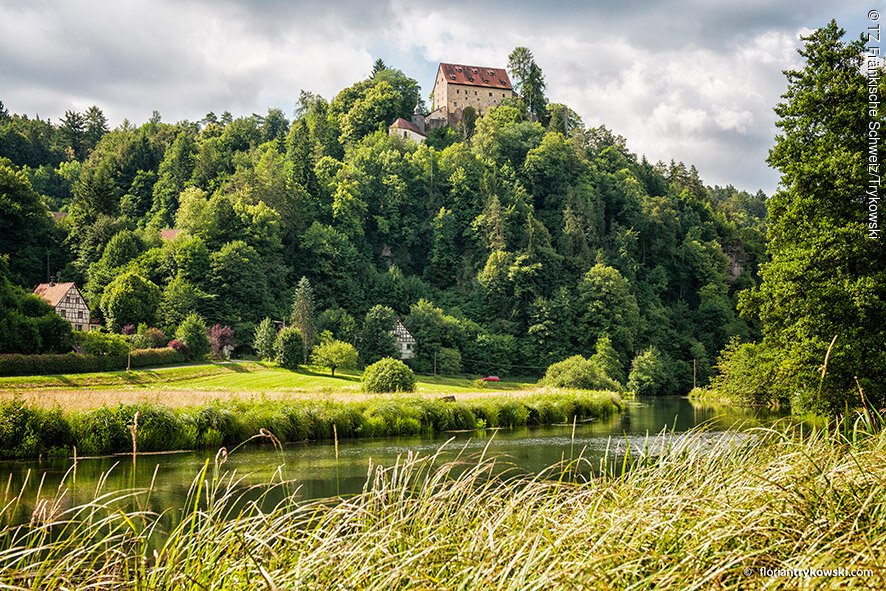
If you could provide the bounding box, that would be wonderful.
[0,53,773,399]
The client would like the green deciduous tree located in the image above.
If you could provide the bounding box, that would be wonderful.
[0,162,60,287]
[157,273,210,337]
[729,21,886,413]
[577,263,640,359]
[274,327,304,370]
[316,307,357,344]
[0,260,72,354]
[627,347,674,396]
[175,312,210,360]
[253,317,277,361]
[311,338,358,376]
[358,305,398,366]
[590,333,624,385]
[100,271,161,331]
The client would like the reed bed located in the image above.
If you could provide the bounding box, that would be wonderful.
[0,414,884,590]
[0,388,623,458]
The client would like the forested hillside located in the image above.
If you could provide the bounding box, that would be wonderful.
[0,63,767,391]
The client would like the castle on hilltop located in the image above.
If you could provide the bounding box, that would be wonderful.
[389,62,515,142]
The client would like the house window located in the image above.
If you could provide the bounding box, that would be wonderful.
[78,311,83,319]
[76,325,83,331]
[59,309,66,318]
[406,343,413,350]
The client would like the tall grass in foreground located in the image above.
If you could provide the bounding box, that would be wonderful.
[0,416,885,589]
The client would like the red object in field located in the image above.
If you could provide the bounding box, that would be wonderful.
[481,376,501,382]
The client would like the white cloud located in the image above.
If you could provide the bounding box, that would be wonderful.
[0,0,871,193]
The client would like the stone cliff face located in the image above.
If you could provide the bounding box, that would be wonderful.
[724,244,747,283]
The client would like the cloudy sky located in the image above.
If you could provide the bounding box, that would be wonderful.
[0,0,875,194]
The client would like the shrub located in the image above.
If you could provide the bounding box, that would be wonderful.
[175,312,210,360]
[274,327,304,370]
[0,353,110,376]
[710,338,783,407]
[541,355,622,391]
[362,357,416,393]
[0,348,184,376]
[168,339,186,354]
[132,324,167,349]
[311,339,358,376]
[253,317,276,361]
[76,331,129,357]
[209,324,235,359]
[128,347,186,368]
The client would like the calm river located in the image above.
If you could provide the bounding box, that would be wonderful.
[0,396,786,519]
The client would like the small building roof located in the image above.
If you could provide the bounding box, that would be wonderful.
[160,228,183,241]
[33,282,76,307]
[394,319,415,343]
[389,118,427,138]
[438,63,513,90]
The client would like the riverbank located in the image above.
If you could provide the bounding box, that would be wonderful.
[0,361,536,410]
[0,388,624,458]
[1,419,882,589]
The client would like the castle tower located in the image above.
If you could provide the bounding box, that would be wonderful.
[411,103,426,134]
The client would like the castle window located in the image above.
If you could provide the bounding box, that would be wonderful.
[403,131,407,138]
[489,92,493,96]
[474,90,477,95]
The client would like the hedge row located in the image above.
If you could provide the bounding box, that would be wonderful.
[0,348,186,377]
[0,389,624,458]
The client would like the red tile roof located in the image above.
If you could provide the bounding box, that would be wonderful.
[33,282,76,307]
[389,118,427,137]
[438,63,513,90]
[160,228,183,241]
